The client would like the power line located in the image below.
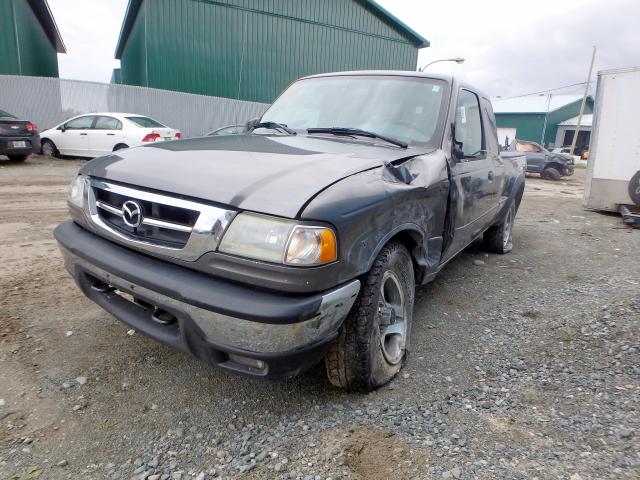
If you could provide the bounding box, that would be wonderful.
[495,79,596,101]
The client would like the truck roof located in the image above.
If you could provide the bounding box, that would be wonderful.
[300,70,489,99]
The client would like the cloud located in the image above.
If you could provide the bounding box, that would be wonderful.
[48,0,129,82]
[378,0,640,97]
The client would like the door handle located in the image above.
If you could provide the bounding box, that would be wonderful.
[106,133,115,136]
[80,133,88,136]
[488,171,495,181]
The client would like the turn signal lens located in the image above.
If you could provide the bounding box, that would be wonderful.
[285,226,337,266]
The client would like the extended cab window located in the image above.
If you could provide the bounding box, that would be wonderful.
[93,116,122,130]
[65,116,94,130]
[455,90,484,158]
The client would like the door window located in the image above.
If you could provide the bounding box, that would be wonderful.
[65,116,94,130]
[93,116,122,130]
[454,90,484,159]
[481,100,499,155]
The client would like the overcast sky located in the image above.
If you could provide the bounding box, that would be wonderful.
[48,0,640,98]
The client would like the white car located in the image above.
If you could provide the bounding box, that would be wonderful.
[40,112,181,158]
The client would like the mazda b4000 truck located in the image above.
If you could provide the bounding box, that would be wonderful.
[55,71,525,392]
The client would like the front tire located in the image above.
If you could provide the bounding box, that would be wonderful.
[541,167,561,180]
[7,154,29,162]
[484,202,515,254]
[325,242,414,392]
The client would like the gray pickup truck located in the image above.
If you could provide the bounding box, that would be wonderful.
[55,71,525,392]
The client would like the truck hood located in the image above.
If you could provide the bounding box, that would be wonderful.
[81,134,428,218]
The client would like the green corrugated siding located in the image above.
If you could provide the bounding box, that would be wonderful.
[0,0,58,77]
[495,114,546,144]
[120,3,147,87]
[122,0,419,102]
[0,0,21,75]
[496,98,594,147]
[544,99,593,146]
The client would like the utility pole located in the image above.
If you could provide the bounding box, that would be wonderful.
[569,46,596,155]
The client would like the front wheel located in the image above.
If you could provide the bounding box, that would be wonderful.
[541,167,561,180]
[325,242,415,392]
[7,154,29,162]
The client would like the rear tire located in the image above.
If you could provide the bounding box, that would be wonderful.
[541,167,561,180]
[325,242,414,392]
[41,139,59,158]
[484,202,515,254]
[7,154,28,162]
[113,144,129,151]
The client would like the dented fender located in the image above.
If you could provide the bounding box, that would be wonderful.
[301,150,450,284]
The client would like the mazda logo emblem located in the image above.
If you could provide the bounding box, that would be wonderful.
[122,200,143,227]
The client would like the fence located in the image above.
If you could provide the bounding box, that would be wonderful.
[0,75,269,138]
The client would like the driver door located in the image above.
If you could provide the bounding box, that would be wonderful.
[59,115,94,156]
[443,89,497,261]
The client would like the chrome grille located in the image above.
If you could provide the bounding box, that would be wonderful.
[94,188,197,247]
[87,179,236,261]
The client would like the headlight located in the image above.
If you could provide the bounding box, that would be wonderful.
[219,212,337,266]
[68,174,87,209]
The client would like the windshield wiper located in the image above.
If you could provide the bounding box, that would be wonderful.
[307,127,408,148]
[252,121,296,135]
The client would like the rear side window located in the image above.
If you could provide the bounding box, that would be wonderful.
[93,116,122,130]
[126,116,165,128]
[455,90,484,158]
[65,116,94,129]
[0,109,16,118]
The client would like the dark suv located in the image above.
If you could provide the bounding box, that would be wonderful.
[510,139,574,180]
[0,109,41,162]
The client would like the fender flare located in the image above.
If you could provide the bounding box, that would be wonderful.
[364,222,429,277]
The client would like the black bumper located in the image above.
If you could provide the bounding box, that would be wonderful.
[54,221,359,378]
[0,135,40,156]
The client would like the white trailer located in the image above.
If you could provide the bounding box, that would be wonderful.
[583,66,640,226]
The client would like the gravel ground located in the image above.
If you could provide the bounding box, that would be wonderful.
[0,156,638,480]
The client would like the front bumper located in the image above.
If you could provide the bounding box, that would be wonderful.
[54,221,360,378]
[0,135,40,155]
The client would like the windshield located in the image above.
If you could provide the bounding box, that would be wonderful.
[126,116,166,128]
[261,75,449,146]
[0,109,16,118]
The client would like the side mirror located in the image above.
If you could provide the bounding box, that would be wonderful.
[58,125,66,132]
[453,147,465,160]
[451,123,464,161]
[245,118,259,131]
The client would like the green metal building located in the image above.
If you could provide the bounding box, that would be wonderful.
[0,0,65,77]
[493,94,594,148]
[115,0,429,103]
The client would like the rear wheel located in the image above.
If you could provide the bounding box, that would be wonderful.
[113,144,129,151]
[41,139,58,158]
[325,242,414,392]
[541,167,561,180]
[484,202,515,254]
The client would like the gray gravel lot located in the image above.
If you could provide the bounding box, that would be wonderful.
[0,156,638,480]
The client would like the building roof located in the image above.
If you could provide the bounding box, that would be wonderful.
[558,114,593,127]
[492,94,591,114]
[115,0,429,59]
[27,0,66,53]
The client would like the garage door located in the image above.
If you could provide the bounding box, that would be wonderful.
[497,128,517,148]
